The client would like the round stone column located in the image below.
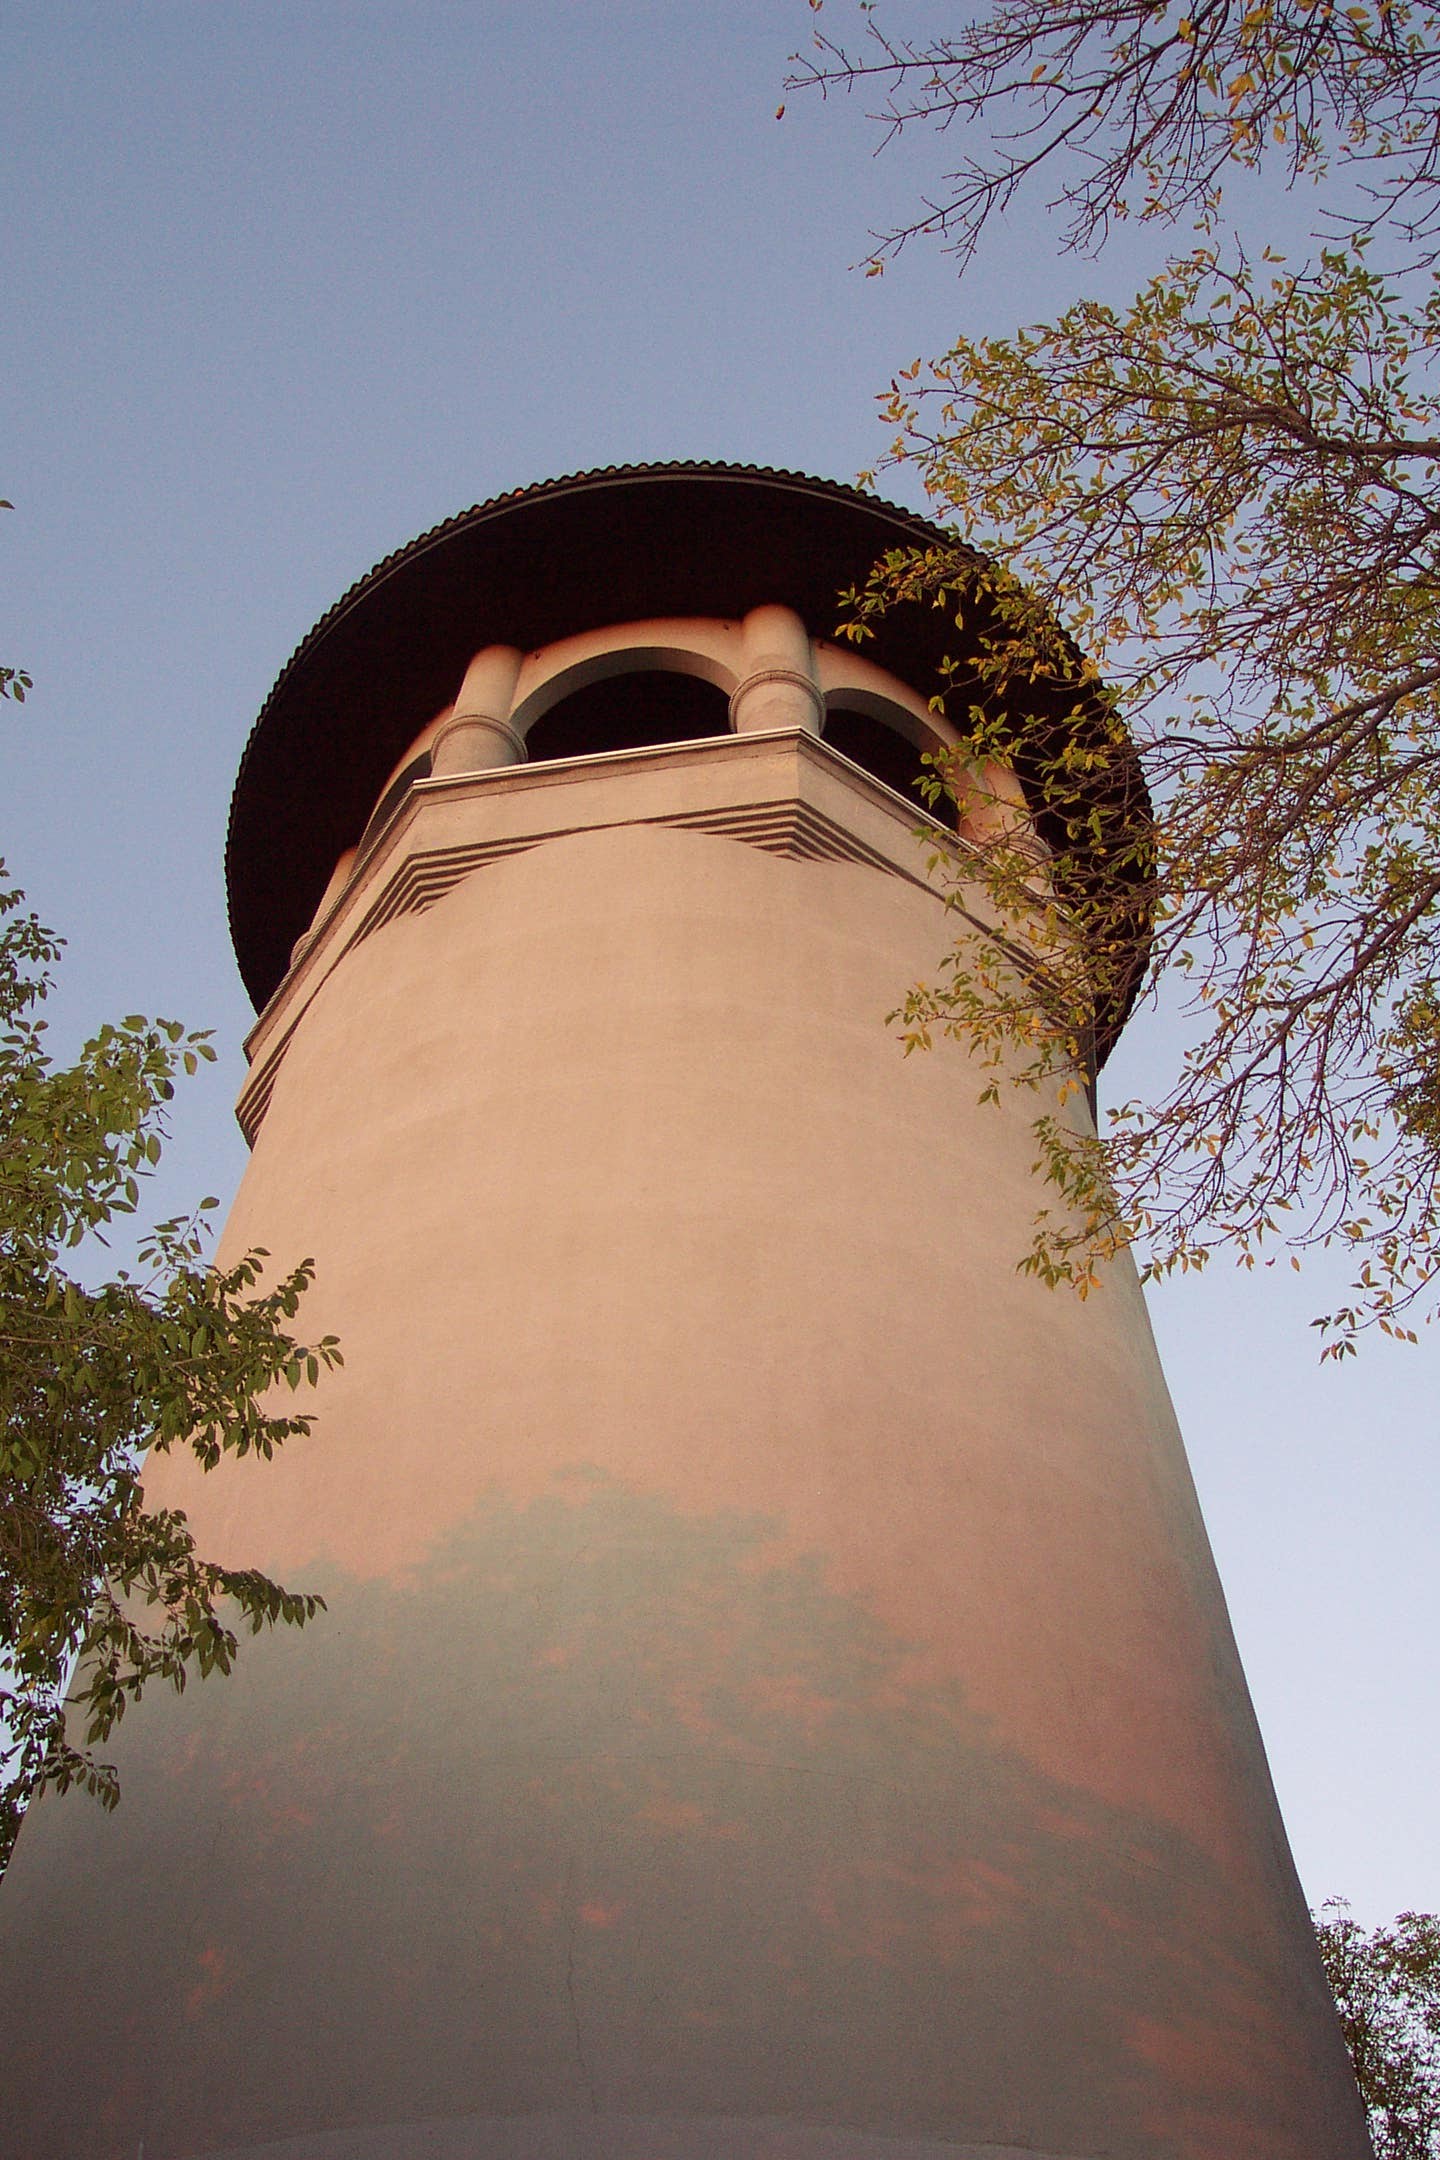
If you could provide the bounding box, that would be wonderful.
[432,644,526,773]
[728,603,824,735]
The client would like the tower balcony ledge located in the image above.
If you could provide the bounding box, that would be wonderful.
[236,726,969,1147]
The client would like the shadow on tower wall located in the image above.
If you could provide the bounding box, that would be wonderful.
[0,1468,1358,2160]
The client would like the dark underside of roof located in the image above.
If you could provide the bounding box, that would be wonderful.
[226,462,1152,1061]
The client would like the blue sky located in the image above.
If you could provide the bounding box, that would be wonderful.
[3,1,1434,1927]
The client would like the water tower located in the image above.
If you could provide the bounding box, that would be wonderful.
[0,465,1368,2159]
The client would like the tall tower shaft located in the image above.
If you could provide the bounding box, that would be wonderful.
[0,467,1368,2160]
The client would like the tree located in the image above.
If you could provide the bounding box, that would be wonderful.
[0,846,340,1872]
[1316,1901,1440,2157]
[789,2,1440,1350]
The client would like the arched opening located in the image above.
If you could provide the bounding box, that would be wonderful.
[524,669,731,764]
[822,707,959,832]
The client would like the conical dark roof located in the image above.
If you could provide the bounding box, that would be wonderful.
[228,461,1151,1056]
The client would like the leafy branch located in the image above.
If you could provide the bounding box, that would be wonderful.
[0,864,340,1867]
[795,1,1440,1351]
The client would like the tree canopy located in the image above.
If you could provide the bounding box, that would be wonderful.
[1316,1901,1440,2156]
[790,1,1440,1350]
[0,843,339,1871]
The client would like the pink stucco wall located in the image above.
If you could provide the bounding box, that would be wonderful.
[0,735,1369,2159]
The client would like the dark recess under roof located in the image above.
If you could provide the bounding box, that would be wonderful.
[226,462,1152,1061]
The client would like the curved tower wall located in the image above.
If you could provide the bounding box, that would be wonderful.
[0,486,1369,2160]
